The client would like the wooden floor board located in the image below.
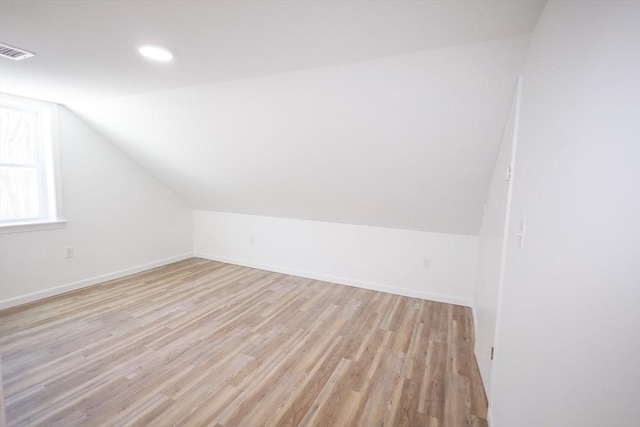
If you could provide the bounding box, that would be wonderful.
[0,258,487,426]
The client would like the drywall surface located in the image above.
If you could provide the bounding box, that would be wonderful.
[0,107,192,308]
[76,35,530,236]
[490,2,640,426]
[194,210,477,306]
[473,89,518,394]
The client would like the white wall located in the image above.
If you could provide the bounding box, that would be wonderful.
[490,2,640,426]
[473,85,519,393]
[0,106,192,309]
[194,210,477,306]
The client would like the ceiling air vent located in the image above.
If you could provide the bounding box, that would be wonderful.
[0,43,35,61]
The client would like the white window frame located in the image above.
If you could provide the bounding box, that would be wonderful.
[0,93,65,234]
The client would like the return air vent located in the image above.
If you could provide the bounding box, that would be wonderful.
[0,43,35,61]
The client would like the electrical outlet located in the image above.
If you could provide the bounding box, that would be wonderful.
[249,236,255,245]
[64,247,74,258]
[422,257,431,269]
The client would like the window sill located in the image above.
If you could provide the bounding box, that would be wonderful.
[0,220,67,234]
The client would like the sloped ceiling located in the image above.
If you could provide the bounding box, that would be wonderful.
[75,35,529,235]
[0,1,546,235]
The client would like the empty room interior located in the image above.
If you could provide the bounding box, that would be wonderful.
[0,1,638,426]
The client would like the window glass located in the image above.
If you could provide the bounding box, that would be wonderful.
[0,107,38,165]
[0,167,40,220]
[0,94,62,229]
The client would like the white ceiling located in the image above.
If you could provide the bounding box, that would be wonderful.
[0,1,546,235]
[0,0,545,103]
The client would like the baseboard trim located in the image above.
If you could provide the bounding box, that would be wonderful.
[0,253,194,310]
[1,251,473,310]
[194,251,472,307]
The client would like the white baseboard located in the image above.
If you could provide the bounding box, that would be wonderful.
[194,251,472,307]
[0,253,193,310]
[1,251,473,310]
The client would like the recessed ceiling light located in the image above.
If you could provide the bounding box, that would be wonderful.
[138,45,173,61]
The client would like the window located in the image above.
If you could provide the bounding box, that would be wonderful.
[0,93,64,232]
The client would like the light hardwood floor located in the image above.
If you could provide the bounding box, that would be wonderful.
[0,258,487,427]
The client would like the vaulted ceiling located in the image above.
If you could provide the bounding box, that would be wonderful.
[0,0,546,235]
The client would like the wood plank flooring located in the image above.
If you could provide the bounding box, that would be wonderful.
[0,258,487,427]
